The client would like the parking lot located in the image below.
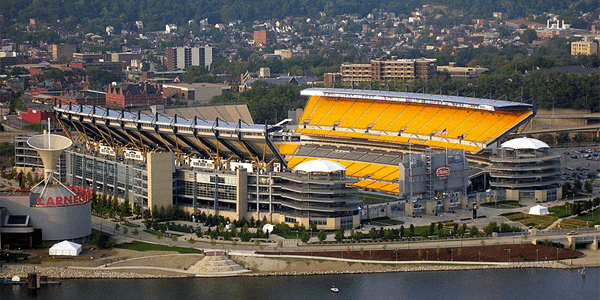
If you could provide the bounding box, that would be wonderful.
[551,146,600,182]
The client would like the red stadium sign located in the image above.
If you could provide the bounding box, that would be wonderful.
[436,166,451,179]
[36,186,93,207]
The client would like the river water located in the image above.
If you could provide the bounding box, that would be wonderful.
[1,268,597,300]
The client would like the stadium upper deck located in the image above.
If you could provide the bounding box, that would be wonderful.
[54,104,285,166]
[296,88,534,154]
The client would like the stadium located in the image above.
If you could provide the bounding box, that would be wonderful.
[45,88,535,230]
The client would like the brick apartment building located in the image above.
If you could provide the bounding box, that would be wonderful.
[254,30,277,46]
[105,83,162,109]
[340,58,437,83]
[51,44,77,61]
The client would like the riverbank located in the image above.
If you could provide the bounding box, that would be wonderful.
[1,248,597,279]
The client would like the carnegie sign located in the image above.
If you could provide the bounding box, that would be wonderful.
[36,186,93,207]
[436,166,452,179]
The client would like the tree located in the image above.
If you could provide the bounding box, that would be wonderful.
[334,229,345,243]
[484,222,499,235]
[409,224,415,237]
[317,230,327,242]
[132,228,139,236]
[584,181,593,194]
[556,132,570,146]
[300,231,310,243]
[428,222,435,236]
[573,178,583,195]
[469,225,479,236]
[520,29,538,43]
[537,133,555,145]
[384,229,395,240]
[368,228,378,240]
[400,225,405,238]
[133,203,142,217]
[573,132,588,147]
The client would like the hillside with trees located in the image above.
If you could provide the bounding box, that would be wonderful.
[2,0,598,32]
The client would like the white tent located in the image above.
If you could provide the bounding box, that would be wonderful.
[529,205,549,216]
[49,240,82,256]
[262,224,275,234]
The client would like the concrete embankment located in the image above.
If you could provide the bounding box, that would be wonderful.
[0,265,181,279]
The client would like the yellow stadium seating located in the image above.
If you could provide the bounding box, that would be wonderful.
[339,100,375,128]
[308,98,338,125]
[352,164,387,177]
[367,181,389,190]
[320,99,353,126]
[407,106,441,133]
[277,144,299,155]
[380,184,399,193]
[353,180,372,188]
[286,156,309,168]
[345,132,364,138]
[352,102,391,129]
[371,104,408,131]
[298,96,321,124]
[311,129,332,136]
[417,106,456,135]
[386,105,424,132]
[344,162,370,175]
[377,135,396,142]
[381,170,400,181]
[371,166,398,180]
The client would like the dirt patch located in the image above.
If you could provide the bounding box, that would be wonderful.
[108,254,203,269]
[257,244,583,263]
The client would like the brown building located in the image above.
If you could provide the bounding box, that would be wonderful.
[324,73,342,87]
[105,83,162,109]
[111,52,143,64]
[254,30,277,46]
[52,90,106,106]
[72,53,103,63]
[341,58,437,83]
[70,61,124,74]
[51,44,77,61]
[571,37,599,56]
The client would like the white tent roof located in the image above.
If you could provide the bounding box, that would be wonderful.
[50,240,82,253]
[529,205,549,215]
[293,159,346,173]
[501,138,549,150]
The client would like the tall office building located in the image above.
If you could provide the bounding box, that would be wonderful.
[166,46,213,71]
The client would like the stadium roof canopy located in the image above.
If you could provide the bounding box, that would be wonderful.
[501,137,549,150]
[300,88,533,112]
[54,104,285,165]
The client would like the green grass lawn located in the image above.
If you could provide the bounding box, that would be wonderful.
[572,207,600,225]
[548,206,573,218]
[114,241,203,253]
[359,193,398,205]
[480,201,525,209]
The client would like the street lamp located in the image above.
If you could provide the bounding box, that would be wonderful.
[505,249,511,262]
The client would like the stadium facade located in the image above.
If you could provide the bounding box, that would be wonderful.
[12,88,537,230]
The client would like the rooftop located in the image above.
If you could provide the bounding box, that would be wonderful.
[300,88,533,112]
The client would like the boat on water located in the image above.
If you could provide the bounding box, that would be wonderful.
[330,285,339,293]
